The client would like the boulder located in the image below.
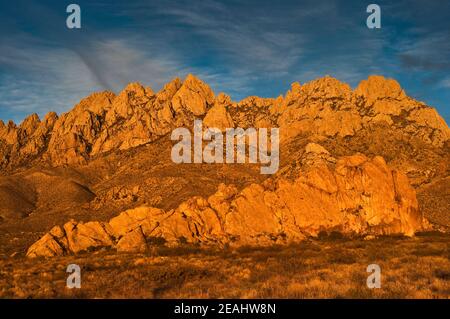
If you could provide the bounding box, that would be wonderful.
[63,220,114,254]
[116,227,148,253]
[26,225,69,258]
[108,206,166,238]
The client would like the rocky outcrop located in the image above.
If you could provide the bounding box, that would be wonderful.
[27,148,426,257]
[354,76,450,146]
[171,74,215,116]
[26,220,115,257]
[277,76,361,139]
[203,93,234,131]
[274,75,449,145]
[302,142,336,166]
[90,185,140,209]
[0,112,58,168]
[116,227,148,253]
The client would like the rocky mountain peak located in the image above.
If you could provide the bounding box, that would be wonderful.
[284,82,302,103]
[171,74,215,116]
[156,77,182,99]
[355,75,407,105]
[70,91,116,115]
[19,113,40,135]
[300,76,353,100]
[216,92,232,106]
[122,81,153,95]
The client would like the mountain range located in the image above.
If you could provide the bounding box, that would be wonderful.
[0,74,448,257]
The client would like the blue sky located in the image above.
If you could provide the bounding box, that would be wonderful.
[0,0,449,123]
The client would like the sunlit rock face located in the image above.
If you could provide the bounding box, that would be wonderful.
[27,145,425,258]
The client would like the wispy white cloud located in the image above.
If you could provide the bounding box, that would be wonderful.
[0,35,254,122]
[124,0,310,77]
[397,32,450,71]
[439,78,450,89]
[0,38,183,122]
[0,43,102,122]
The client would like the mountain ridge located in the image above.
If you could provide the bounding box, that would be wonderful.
[0,74,449,171]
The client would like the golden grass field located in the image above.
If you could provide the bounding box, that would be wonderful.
[1,232,448,299]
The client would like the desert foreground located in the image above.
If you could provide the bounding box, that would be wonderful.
[1,232,449,298]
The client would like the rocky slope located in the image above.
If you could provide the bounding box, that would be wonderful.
[0,74,448,257]
[27,147,425,257]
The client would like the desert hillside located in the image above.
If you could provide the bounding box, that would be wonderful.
[0,74,448,259]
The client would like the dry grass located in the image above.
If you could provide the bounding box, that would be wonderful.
[0,232,448,299]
